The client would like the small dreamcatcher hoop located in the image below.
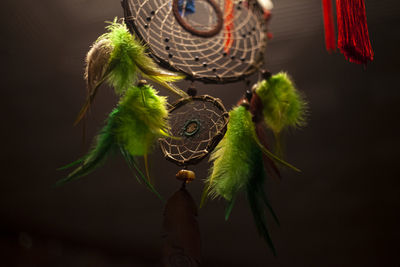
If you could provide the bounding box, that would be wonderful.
[122,0,268,83]
[159,95,229,166]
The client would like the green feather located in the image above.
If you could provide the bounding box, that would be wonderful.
[114,84,169,156]
[120,147,164,201]
[246,158,277,256]
[258,188,280,226]
[206,105,259,202]
[255,72,307,134]
[203,105,279,255]
[57,158,84,171]
[59,84,168,197]
[99,19,140,93]
[57,110,118,186]
[98,19,186,96]
[75,19,186,126]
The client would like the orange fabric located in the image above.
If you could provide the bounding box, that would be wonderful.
[223,0,234,54]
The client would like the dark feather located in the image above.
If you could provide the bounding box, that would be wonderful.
[162,187,201,265]
[247,185,277,256]
[255,122,281,180]
[247,157,277,256]
[249,91,264,123]
[258,185,280,226]
[251,92,281,180]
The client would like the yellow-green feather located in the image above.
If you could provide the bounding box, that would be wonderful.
[206,105,260,202]
[203,105,278,255]
[59,84,168,198]
[97,19,141,93]
[96,19,186,96]
[114,84,169,156]
[255,72,307,134]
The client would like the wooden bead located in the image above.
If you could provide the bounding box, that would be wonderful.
[137,80,148,86]
[176,169,195,183]
[238,98,250,108]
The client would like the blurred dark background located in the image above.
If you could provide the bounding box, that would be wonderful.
[1,0,400,266]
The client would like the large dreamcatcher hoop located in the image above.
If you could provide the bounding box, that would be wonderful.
[122,0,268,83]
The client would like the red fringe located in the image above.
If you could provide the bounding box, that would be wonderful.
[336,0,374,64]
[322,0,336,52]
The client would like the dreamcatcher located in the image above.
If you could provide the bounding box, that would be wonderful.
[60,0,374,264]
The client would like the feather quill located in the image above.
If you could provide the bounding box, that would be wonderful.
[74,19,186,125]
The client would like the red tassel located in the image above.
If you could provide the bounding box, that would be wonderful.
[322,0,336,52]
[336,0,374,64]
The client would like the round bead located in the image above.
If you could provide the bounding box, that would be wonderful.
[176,170,195,183]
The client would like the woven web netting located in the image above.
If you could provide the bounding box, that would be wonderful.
[159,95,229,166]
[122,0,268,83]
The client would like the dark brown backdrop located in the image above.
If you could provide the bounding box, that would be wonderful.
[1,0,399,266]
